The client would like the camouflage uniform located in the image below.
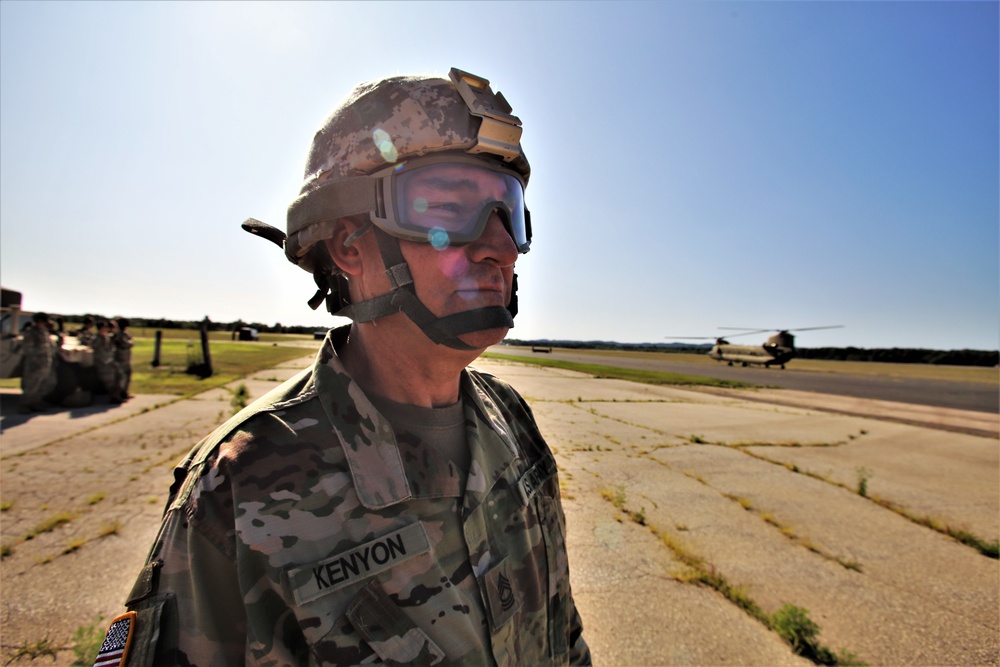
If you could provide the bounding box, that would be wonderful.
[92,330,122,401]
[123,327,588,666]
[19,324,56,407]
[77,327,96,347]
[113,328,134,395]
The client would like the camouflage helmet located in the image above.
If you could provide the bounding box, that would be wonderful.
[284,68,531,274]
[242,68,530,350]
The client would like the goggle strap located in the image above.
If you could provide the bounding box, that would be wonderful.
[288,177,378,239]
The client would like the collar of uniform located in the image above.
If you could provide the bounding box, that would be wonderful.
[313,326,413,510]
[459,370,520,512]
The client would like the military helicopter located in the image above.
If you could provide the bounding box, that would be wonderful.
[668,326,843,369]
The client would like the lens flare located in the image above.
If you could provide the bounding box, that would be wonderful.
[428,227,450,250]
[413,198,428,213]
[372,129,398,163]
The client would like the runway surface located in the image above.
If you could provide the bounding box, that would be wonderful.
[493,347,999,414]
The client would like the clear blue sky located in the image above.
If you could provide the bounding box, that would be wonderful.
[2,1,997,350]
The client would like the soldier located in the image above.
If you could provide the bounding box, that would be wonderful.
[75,315,96,346]
[18,312,57,412]
[113,317,134,399]
[92,320,123,404]
[103,68,589,666]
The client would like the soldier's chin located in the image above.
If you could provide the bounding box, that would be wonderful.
[457,326,510,351]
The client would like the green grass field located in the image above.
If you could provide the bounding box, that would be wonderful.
[482,352,756,389]
[0,334,321,397]
[501,347,999,385]
[127,338,317,395]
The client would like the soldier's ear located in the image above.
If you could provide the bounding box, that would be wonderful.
[324,217,367,277]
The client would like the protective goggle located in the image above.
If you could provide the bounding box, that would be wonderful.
[370,156,531,253]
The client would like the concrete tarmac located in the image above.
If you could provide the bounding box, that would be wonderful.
[1,355,997,665]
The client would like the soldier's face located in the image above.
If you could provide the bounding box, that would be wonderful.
[399,205,518,349]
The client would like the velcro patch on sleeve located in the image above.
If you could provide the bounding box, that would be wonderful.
[517,454,557,505]
[287,522,430,605]
[93,611,136,667]
[483,557,522,630]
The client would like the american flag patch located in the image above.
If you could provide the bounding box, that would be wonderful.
[93,611,136,667]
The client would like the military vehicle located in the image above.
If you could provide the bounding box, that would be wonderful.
[1,287,97,403]
[669,326,843,369]
[0,287,31,378]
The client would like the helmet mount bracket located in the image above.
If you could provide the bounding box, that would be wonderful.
[448,68,523,162]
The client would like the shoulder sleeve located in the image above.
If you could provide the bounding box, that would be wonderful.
[118,368,318,666]
[122,500,246,667]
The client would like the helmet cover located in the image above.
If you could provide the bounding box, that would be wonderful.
[285,72,530,272]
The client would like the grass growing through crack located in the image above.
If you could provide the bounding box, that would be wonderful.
[855,467,873,498]
[733,446,999,559]
[24,512,74,540]
[597,488,866,664]
[3,637,61,663]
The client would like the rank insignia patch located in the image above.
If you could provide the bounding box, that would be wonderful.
[93,611,136,667]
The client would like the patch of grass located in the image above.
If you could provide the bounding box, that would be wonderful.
[688,434,708,444]
[230,383,250,414]
[4,636,62,662]
[86,492,106,506]
[855,467,873,498]
[771,604,866,665]
[63,538,87,555]
[482,352,756,389]
[127,339,311,396]
[98,522,121,538]
[600,484,627,509]
[71,617,106,667]
[1,544,12,559]
[630,506,647,526]
[0,500,12,512]
[25,512,74,540]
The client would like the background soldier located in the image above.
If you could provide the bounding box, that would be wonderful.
[113,317,134,399]
[92,320,122,404]
[75,315,96,346]
[18,312,57,412]
[107,68,589,666]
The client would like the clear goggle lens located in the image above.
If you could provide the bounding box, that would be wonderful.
[379,160,530,252]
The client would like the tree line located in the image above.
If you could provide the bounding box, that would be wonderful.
[48,323,999,366]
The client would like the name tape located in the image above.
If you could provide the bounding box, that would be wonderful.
[287,522,430,605]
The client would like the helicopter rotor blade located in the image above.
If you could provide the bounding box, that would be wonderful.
[720,326,844,334]
[716,329,770,339]
[783,325,844,332]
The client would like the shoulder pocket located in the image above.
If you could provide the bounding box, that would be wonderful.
[112,595,172,667]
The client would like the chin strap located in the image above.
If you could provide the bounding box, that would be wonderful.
[332,227,515,350]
